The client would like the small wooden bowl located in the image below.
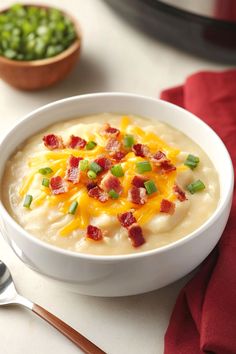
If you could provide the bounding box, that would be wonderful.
[0,5,81,90]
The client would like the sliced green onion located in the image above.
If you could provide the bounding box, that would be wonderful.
[111,164,124,177]
[187,180,205,194]
[144,180,158,195]
[124,134,135,148]
[79,159,89,171]
[136,161,152,174]
[68,201,78,215]
[87,170,97,179]
[23,194,33,208]
[89,161,103,174]
[42,177,50,187]
[85,141,97,150]
[38,167,53,175]
[108,189,119,199]
[184,154,200,169]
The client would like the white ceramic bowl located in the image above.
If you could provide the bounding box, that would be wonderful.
[0,93,233,296]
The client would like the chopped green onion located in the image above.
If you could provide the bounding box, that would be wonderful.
[111,164,124,177]
[144,180,158,195]
[79,159,89,171]
[124,134,135,148]
[187,180,205,194]
[42,177,50,187]
[136,161,152,174]
[87,170,97,179]
[184,154,200,169]
[23,194,33,208]
[38,167,53,175]
[68,201,78,215]
[89,161,103,174]
[85,141,97,150]
[108,189,119,199]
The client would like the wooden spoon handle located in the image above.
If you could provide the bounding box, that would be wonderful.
[32,303,106,354]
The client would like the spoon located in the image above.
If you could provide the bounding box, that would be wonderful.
[0,260,105,354]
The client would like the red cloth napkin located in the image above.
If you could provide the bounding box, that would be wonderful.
[161,70,236,354]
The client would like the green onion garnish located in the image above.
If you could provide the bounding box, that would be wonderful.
[124,134,135,148]
[38,167,53,175]
[87,170,97,179]
[187,180,205,194]
[79,159,89,171]
[144,180,158,195]
[111,164,124,177]
[136,161,152,174]
[85,141,97,150]
[184,154,200,170]
[23,194,33,208]
[42,177,50,187]
[68,201,78,215]
[89,161,103,174]
[108,189,119,199]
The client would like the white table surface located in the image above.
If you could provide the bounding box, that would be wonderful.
[0,1,230,353]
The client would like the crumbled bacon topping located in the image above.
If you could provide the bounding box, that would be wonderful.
[173,184,187,202]
[100,173,122,194]
[112,151,126,161]
[152,150,167,162]
[94,157,112,171]
[50,176,68,195]
[88,186,108,203]
[86,225,103,241]
[86,182,97,191]
[128,186,147,205]
[118,211,137,228]
[66,155,82,184]
[160,160,176,174]
[67,135,86,149]
[132,144,150,157]
[131,175,148,188]
[105,138,121,153]
[160,199,175,214]
[100,123,120,137]
[43,134,64,150]
[127,224,145,247]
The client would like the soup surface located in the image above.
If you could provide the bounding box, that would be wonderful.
[2,114,220,255]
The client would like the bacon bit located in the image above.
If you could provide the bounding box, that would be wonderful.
[86,225,103,241]
[160,160,176,174]
[128,186,147,205]
[43,134,64,150]
[127,224,145,247]
[131,175,148,188]
[118,211,137,228]
[160,199,175,214]
[152,150,167,162]
[66,155,82,184]
[50,176,68,195]
[88,186,108,203]
[100,173,122,194]
[67,135,86,149]
[173,184,187,202]
[94,157,112,171]
[105,138,121,153]
[132,144,150,157]
[86,182,97,191]
[112,151,126,161]
[100,123,120,137]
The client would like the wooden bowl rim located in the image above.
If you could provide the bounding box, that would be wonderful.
[0,3,82,67]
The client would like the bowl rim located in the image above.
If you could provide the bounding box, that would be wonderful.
[0,92,234,262]
[0,3,81,67]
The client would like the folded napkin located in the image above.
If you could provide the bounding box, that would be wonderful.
[161,70,236,354]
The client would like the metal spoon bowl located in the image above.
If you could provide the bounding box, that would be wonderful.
[0,260,105,354]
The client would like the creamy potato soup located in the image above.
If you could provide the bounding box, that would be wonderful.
[2,114,219,255]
